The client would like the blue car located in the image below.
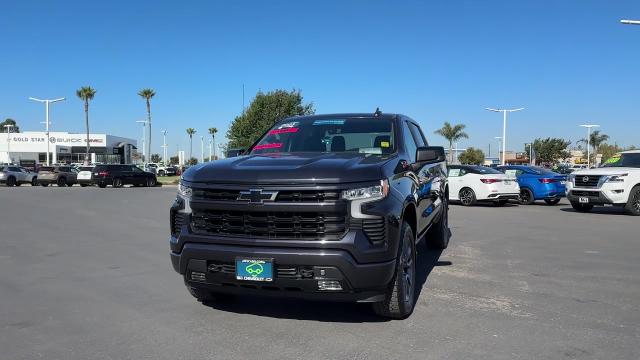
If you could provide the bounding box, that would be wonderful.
[496,166,567,205]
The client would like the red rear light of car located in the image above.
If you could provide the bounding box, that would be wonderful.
[480,179,502,184]
[538,178,558,184]
[98,171,109,176]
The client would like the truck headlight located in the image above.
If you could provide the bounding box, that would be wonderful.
[342,180,389,201]
[178,182,192,199]
[606,174,627,183]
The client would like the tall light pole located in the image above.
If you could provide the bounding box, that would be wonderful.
[209,139,213,162]
[621,19,640,25]
[494,136,503,164]
[136,120,148,164]
[161,130,168,166]
[200,136,204,164]
[29,97,66,165]
[486,107,524,165]
[525,142,533,166]
[4,124,14,163]
[580,124,599,168]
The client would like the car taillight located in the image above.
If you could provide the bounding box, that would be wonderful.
[98,171,109,176]
[480,179,501,184]
[538,178,558,184]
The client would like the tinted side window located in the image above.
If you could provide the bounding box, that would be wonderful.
[402,121,418,162]
[408,123,427,147]
[59,167,70,172]
[8,166,21,172]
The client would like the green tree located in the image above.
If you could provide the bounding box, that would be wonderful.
[0,118,20,133]
[76,86,97,165]
[532,138,571,165]
[138,88,156,163]
[580,130,609,164]
[458,147,485,165]
[208,127,218,160]
[169,155,179,165]
[434,122,468,163]
[187,157,198,166]
[227,89,314,148]
[186,128,196,160]
[150,153,161,163]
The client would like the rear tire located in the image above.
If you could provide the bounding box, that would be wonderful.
[57,177,67,187]
[146,177,156,187]
[459,188,476,206]
[544,198,561,205]
[518,188,535,205]
[570,201,593,213]
[40,183,49,187]
[98,183,107,188]
[426,197,449,249]
[6,176,16,187]
[373,221,416,319]
[158,170,165,176]
[80,184,88,187]
[624,186,640,216]
[112,178,123,188]
[31,177,38,186]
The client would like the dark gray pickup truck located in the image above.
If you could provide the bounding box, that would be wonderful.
[170,112,449,318]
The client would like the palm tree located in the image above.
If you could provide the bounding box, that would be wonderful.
[208,127,218,160]
[186,128,196,160]
[138,89,156,164]
[580,130,609,163]
[434,122,469,163]
[76,86,97,165]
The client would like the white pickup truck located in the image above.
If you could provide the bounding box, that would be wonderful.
[566,150,640,216]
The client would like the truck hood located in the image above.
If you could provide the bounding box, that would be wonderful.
[572,167,636,176]
[182,152,394,185]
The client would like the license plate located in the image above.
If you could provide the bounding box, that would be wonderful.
[561,181,566,185]
[504,180,511,185]
[579,197,589,204]
[235,258,274,282]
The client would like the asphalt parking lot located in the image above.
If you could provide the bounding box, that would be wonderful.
[1,186,639,360]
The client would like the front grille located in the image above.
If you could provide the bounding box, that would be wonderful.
[571,190,600,197]
[351,218,386,244]
[171,212,185,236]
[574,175,602,188]
[191,210,347,240]
[207,262,314,279]
[192,189,340,203]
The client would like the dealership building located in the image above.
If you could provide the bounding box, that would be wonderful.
[0,131,137,166]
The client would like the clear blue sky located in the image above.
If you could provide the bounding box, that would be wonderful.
[1,0,639,158]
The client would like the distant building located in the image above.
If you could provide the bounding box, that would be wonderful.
[0,131,137,165]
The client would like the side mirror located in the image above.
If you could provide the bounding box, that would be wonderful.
[415,146,446,164]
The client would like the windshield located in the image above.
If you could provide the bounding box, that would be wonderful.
[602,153,640,168]
[250,117,395,155]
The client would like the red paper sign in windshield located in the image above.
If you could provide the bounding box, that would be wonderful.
[268,127,299,135]
[253,143,283,150]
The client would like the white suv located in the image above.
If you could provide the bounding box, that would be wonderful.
[566,150,640,215]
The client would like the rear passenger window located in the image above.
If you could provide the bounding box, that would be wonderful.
[402,121,418,162]
[408,123,427,147]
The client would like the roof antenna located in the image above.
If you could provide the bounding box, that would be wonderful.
[374,107,382,117]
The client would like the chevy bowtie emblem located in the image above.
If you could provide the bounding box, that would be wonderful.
[582,176,590,183]
[237,189,278,204]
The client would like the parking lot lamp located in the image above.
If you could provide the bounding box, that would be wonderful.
[621,19,640,25]
[200,136,204,163]
[28,97,66,165]
[486,107,524,165]
[209,139,213,162]
[525,143,533,166]
[579,124,599,168]
[136,120,148,164]
[494,136,503,164]
[161,130,168,166]
[4,124,14,163]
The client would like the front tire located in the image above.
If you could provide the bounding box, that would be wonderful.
[373,221,416,319]
[98,183,107,188]
[31,177,38,186]
[57,177,67,187]
[459,188,476,206]
[6,176,16,187]
[624,186,640,216]
[80,184,88,187]
[519,188,535,205]
[146,177,156,187]
[570,201,593,213]
[112,178,123,188]
[40,183,49,187]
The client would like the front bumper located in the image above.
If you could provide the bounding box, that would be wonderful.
[172,242,395,302]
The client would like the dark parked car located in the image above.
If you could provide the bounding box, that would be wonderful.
[37,166,78,187]
[170,112,449,319]
[92,164,157,188]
